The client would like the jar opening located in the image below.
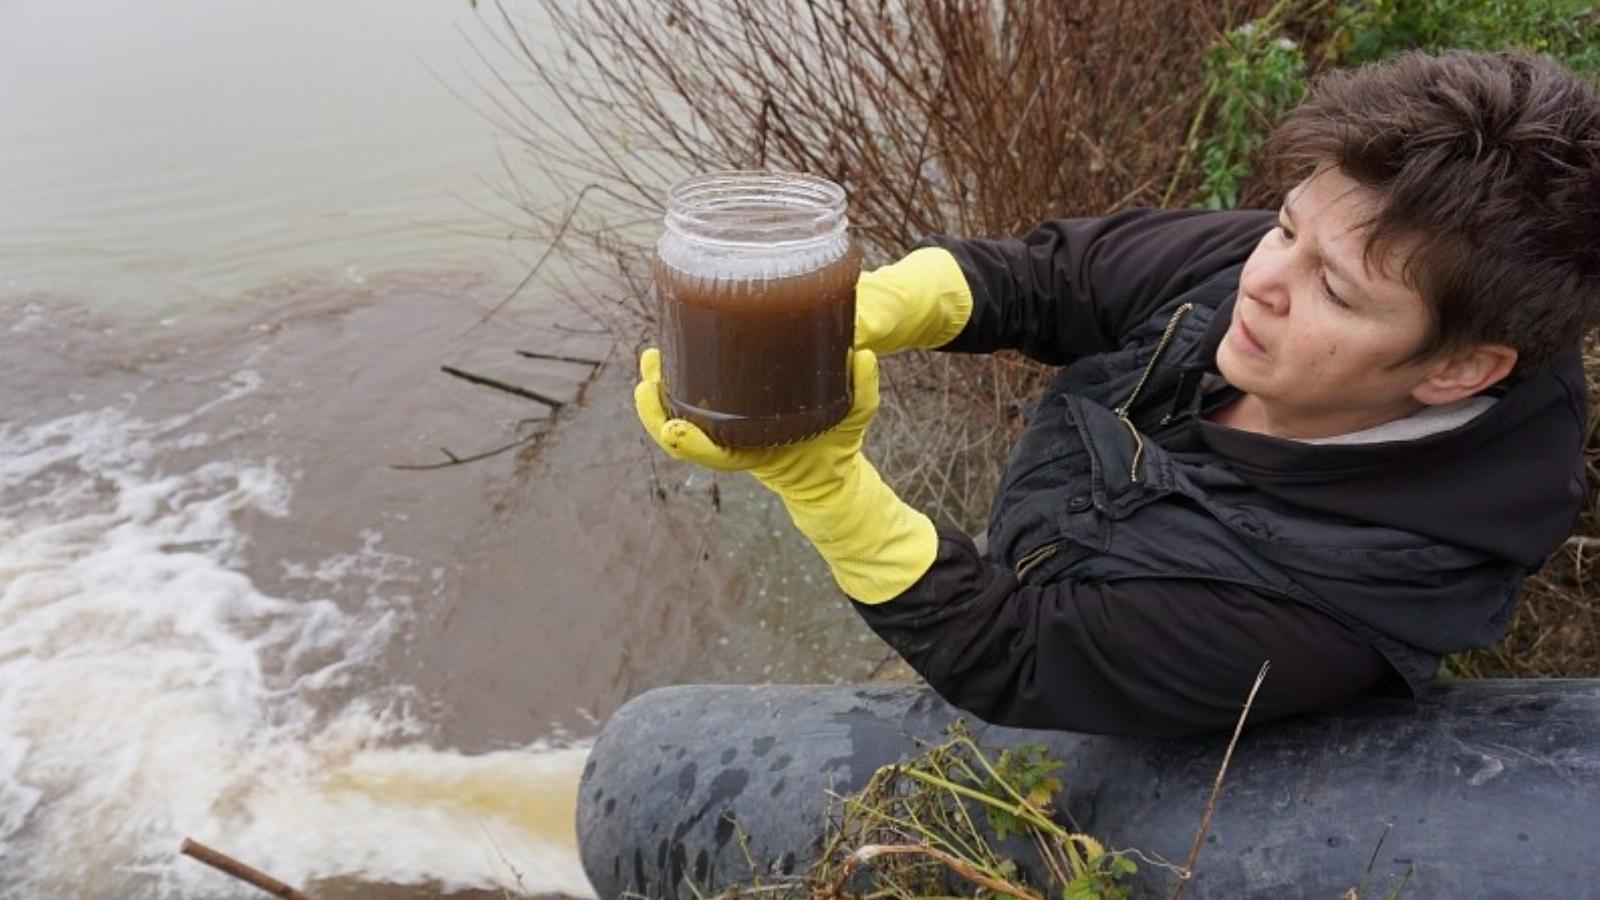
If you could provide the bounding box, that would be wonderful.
[665,171,847,248]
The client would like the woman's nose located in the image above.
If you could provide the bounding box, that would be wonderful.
[1240,252,1292,315]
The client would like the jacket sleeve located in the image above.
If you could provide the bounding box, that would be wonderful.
[922,208,1275,364]
[852,526,1396,737]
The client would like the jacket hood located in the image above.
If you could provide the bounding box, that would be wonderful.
[1196,293,1588,571]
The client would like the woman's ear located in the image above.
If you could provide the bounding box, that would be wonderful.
[1412,343,1518,406]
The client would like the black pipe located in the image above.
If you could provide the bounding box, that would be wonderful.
[577,681,1600,898]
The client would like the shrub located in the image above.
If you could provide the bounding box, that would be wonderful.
[1333,0,1600,74]
[487,0,1280,530]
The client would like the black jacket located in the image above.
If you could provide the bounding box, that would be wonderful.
[853,209,1587,737]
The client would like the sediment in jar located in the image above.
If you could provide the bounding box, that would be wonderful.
[656,243,860,448]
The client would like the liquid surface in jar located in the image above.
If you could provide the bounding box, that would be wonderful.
[656,243,860,448]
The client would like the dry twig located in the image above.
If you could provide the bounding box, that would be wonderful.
[179,838,316,900]
[836,843,1042,900]
[1166,660,1271,900]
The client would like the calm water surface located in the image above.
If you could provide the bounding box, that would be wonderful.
[0,2,880,896]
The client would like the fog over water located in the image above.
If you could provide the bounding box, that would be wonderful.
[0,2,881,896]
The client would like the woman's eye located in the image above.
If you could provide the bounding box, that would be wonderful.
[1320,274,1349,308]
[1277,223,1295,241]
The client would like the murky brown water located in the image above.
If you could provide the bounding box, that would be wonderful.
[1,262,891,897]
[0,1,892,896]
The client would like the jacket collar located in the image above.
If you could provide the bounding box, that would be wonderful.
[1192,293,1586,570]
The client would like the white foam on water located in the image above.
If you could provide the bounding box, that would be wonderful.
[0,378,593,898]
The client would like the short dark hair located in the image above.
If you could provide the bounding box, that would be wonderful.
[1267,50,1600,373]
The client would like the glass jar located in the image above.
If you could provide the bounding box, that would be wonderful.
[654,171,860,448]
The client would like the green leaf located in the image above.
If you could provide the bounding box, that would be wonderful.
[1026,776,1062,808]
[1063,875,1101,900]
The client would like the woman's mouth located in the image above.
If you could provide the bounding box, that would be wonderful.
[1231,313,1268,358]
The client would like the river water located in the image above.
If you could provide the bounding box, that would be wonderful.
[0,2,888,896]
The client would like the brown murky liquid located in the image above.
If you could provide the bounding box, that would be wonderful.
[656,244,860,448]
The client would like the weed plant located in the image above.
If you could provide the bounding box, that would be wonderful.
[636,707,1413,900]
[648,722,1155,899]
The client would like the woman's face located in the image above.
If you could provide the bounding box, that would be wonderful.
[1217,167,1447,439]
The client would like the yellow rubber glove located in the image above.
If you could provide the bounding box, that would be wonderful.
[854,246,975,354]
[634,347,937,604]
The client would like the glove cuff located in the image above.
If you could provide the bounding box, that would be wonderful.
[861,247,974,353]
[776,459,939,604]
[906,246,974,349]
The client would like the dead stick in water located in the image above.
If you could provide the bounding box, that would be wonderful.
[179,838,317,900]
[440,365,565,409]
[515,349,604,367]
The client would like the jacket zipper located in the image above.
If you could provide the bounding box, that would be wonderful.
[1013,304,1193,581]
[1112,303,1193,484]
[1014,541,1060,582]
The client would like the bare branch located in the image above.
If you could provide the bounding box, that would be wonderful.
[1167,661,1271,900]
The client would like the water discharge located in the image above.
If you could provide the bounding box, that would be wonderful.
[0,333,591,898]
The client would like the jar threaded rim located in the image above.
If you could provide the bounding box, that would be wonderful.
[664,171,848,250]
